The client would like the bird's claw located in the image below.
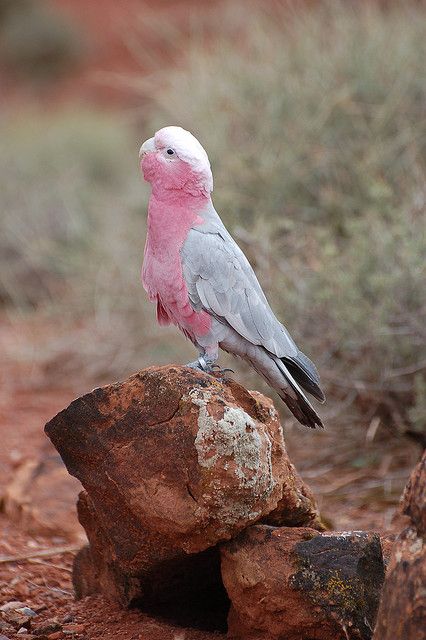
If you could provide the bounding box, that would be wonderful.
[185,358,234,379]
[211,364,235,376]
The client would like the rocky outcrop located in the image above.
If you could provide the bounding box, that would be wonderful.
[373,450,426,640]
[42,364,425,639]
[45,365,321,610]
[221,525,385,640]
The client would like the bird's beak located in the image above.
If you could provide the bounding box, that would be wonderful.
[139,137,156,158]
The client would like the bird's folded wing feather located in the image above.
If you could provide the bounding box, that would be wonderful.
[181,224,298,358]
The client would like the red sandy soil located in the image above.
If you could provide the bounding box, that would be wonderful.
[0,518,221,640]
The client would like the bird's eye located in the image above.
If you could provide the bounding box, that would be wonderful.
[166,148,175,155]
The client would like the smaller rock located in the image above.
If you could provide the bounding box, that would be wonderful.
[72,544,99,601]
[0,602,25,613]
[0,634,12,640]
[34,606,48,614]
[15,608,36,618]
[48,633,64,640]
[61,614,74,624]
[1,609,32,629]
[17,629,30,636]
[32,619,62,636]
[221,525,385,640]
[63,623,85,635]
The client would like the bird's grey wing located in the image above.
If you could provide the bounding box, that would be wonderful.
[182,220,324,403]
[181,225,298,358]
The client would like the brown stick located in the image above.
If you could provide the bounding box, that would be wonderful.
[0,544,80,564]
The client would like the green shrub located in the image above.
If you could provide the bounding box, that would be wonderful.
[0,112,137,307]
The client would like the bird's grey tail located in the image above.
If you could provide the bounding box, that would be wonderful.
[273,357,324,429]
[282,350,326,403]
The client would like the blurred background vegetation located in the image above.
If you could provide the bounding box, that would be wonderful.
[0,0,424,524]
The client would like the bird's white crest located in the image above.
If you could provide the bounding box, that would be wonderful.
[155,126,213,192]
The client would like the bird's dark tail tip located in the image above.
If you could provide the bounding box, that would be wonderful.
[274,358,324,429]
[282,392,324,429]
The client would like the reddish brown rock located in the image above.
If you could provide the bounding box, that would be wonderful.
[72,544,99,600]
[45,366,285,556]
[45,366,319,608]
[373,451,426,640]
[72,504,230,630]
[221,525,385,640]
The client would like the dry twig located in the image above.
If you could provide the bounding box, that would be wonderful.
[0,544,80,564]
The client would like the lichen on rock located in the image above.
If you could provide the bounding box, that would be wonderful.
[221,525,385,640]
[188,386,278,529]
[191,388,273,491]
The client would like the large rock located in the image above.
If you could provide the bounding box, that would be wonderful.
[45,366,320,606]
[373,451,426,640]
[221,525,385,640]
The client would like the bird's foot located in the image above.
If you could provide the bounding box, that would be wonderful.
[186,357,234,379]
[210,364,235,379]
[186,356,214,373]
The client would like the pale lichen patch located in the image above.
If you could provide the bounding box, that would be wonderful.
[186,387,276,526]
[191,390,264,485]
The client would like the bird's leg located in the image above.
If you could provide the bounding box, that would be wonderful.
[186,345,217,373]
[186,345,233,378]
[186,356,212,372]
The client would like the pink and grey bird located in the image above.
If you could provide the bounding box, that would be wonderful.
[139,126,325,428]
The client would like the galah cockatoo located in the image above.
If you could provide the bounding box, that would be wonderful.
[139,126,325,428]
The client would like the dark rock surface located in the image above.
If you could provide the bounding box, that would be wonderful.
[221,525,385,640]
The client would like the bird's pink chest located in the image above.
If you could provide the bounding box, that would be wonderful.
[142,197,211,337]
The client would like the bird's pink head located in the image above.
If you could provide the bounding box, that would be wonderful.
[139,126,213,199]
